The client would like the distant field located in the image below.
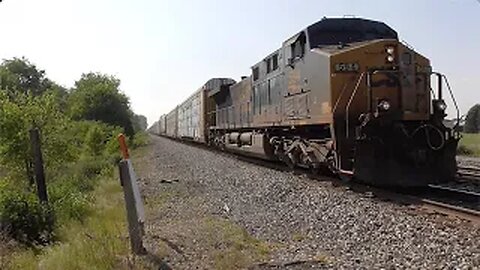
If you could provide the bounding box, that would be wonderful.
[458,133,480,157]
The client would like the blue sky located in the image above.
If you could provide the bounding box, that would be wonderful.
[0,0,479,125]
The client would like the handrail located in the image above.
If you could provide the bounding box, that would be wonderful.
[332,80,353,114]
[345,72,365,138]
[441,74,460,129]
[427,72,460,129]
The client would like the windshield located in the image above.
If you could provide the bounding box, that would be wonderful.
[307,18,398,48]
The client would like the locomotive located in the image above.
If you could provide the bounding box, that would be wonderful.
[151,17,460,187]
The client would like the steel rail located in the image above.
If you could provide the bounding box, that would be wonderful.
[153,134,480,223]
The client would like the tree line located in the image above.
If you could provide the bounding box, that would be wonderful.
[0,57,147,136]
[0,57,147,246]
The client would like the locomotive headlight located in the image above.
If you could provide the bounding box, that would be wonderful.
[386,47,395,54]
[386,55,395,63]
[378,100,391,111]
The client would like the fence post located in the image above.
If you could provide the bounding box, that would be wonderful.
[118,134,146,255]
[29,128,48,203]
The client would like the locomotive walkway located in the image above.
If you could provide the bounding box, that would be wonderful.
[134,135,480,269]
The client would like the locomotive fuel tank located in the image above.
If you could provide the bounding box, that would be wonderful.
[224,132,274,160]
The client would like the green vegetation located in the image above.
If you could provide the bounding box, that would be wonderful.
[207,218,270,269]
[67,72,135,136]
[464,104,480,133]
[457,133,480,157]
[0,57,148,268]
[0,57,59,96]
[132,114,148,133]
[7,168,130,270]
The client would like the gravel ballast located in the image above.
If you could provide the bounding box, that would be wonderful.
[136,135,480,269]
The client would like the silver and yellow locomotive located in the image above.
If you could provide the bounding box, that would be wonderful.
[159,17,460,187]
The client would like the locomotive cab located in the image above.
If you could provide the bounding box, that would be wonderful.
[308,18,460,186]
[281,17,459,186]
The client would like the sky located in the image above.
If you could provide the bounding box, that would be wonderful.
[0,0,479,125]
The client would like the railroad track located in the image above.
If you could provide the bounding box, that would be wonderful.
[417,165,480,222]
[238,153,480,222]
[457,165,480,181]
[424,184,480,222]
[156,135,480,222]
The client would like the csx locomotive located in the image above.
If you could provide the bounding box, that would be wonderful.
[150,17,460,187]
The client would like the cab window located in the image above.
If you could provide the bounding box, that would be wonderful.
[291,33,306,59]
[253,67,259,81]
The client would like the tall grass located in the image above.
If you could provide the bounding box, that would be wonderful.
[7,167,131,269]
[457,133,480,157]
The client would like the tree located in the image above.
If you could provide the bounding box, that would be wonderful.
[132,114,148,132]
[0,57,53,96]
[46,82,69,112]
[464,104,480,133]
[0,92,75,183]
[68,72,134,136]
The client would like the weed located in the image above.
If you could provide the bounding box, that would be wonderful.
[458,133,480,157]
[205,218,270,269]
[7,177,130,270]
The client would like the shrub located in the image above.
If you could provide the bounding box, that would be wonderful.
[130,131,149,148]
[0,191,55,245]
[0,92,76,179]
[464,104,480,133]
[85,125,107,157]
[48,180,90,224]
[77,158,111,180]
[457,144,474,156]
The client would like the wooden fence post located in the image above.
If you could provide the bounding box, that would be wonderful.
[29,128,48,203]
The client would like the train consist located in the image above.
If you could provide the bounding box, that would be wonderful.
[149,17,460,187]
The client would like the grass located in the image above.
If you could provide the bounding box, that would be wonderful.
[205,218,271,269]
[6,165,132,269]
[457,133,480,157]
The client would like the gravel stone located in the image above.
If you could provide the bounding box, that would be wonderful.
[137,135,480,269]
[458,155,480,168]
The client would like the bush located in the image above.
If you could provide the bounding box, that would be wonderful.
[0,153,114,247]
[64,120,122,159]
[458,133,480,157]
[130,131,149,148]
[464,104,480,133]
[0,61,142,255]
[85,125,106,157]
[457,144,474,156]
[48,180,90,224]
[0,191,55,245]
[0,92,77,180]
[48,156,116,224]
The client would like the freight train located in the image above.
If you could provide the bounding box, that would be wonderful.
[149,17,460,187]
